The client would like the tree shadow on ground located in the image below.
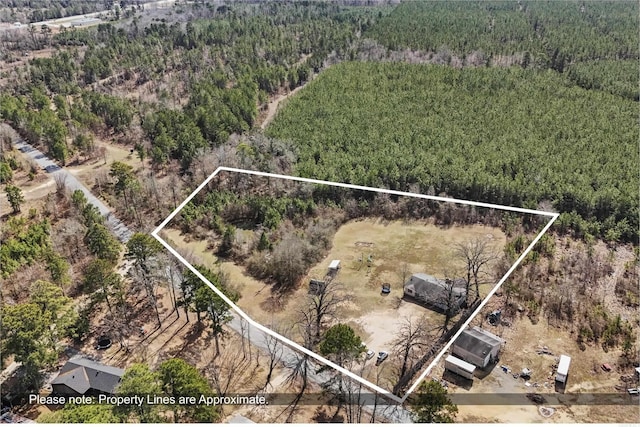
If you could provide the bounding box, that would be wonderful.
[312,406,344,423]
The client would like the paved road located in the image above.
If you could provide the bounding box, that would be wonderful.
[12,138,133,242]
[9,132,411,421]
[20,0,178,29]
[225,317,414,423]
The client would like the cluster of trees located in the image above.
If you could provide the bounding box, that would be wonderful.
[566,60,638,101]
[1,216,54,278]
[46,0,375,91]
[0,2,379,173]
[178,265,239,357]
[267,62,638,242]
[0,91,70,164]
[82,92,134,133]
[1,280,78,395]
[28,51,78,95]
[0,87,119,165]
[71,190,122,263]
[39,358,219,423]
[141,78,253,172]
[366,1,638,67]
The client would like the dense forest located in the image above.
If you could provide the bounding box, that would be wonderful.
[267,62,638,242]
[1,2,375,171]
[366,1,638,66]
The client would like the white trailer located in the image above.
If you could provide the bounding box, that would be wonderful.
[445,355,475,380]
[328,260,341,271]
[555,355,571,383]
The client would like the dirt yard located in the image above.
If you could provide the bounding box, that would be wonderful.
[162,218,506,390]
[430,299,640,423]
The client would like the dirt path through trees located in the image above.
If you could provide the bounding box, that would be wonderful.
[260,60,318,130]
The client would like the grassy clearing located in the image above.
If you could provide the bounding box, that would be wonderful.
[163,217,506,388]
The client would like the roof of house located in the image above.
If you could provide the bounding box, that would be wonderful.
[453,327,503,359]
[227,414,256,424]
[51,357,124,395]
[404,273,466,309]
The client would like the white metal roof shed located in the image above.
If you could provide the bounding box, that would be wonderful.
[445,355,476,373]
[329,260,341,270]
[557,355,571,376]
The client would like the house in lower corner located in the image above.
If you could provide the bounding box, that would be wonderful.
[51,357,124,397]
[403,273,467,314]
[227,414,256,424]
[451,326,504,369]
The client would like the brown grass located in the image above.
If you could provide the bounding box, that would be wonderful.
[163,218,507,389]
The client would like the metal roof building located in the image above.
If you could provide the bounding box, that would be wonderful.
[403,273,467,314]
[556,355,571,383]
[451,326,503,368]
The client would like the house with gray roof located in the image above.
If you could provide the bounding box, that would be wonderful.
[51,357,124,397]
[403,273,467,314]
[451,326,503,369]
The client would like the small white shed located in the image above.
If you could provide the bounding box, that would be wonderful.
[328,260,341,271]
[445,355,475,380]
[556,355,571,383]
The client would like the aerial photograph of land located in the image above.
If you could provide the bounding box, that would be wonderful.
[0,0,638,424]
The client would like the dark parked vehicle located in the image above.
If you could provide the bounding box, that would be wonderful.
[376,351,388,365]
[381,283,391,294]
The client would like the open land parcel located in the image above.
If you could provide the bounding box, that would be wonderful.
[156,168,553,398]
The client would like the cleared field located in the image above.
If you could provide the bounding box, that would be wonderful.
[163,217,506,389]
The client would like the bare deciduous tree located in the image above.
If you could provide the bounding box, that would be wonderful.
[281,351,310,423]
[54,173,67,198]
[454,237,497,303]
[438,269,466,331]
[263,322,288,390]
[305,280,351,343]
[207,340,256,397]
[392,315,432,381]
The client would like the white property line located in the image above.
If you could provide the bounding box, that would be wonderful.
[152,167,558,404]
[400,211,558,402]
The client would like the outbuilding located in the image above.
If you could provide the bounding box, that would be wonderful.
[555,355,571,384]
[451,326,503,369]
[445,355,476,380]
[328,260,341,271]
[309,279,326,295]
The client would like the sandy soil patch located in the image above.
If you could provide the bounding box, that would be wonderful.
[162,219,507,394]
[430,300,639,423]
